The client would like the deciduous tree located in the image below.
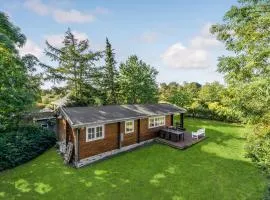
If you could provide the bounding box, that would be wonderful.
[0,12,39,130]
[119,55,158,104]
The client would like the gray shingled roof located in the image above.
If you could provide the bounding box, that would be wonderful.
[61,103,186,127]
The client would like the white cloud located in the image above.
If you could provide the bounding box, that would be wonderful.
[19,39,43,58]
[190,36,220,49]
[52,9,94,23]
[161,23,221,69]
[45,31,89,47]
[24,0,49,15]
[140,32,158,44]
[161,43,210,68]
[190,23,221,49]
[24,0,102,24]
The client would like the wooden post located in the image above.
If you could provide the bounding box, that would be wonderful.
[77,129,80,162]
[170,114,174,126]
[117,122,121,149]
[137,119,140,143]
[180,113,184,129]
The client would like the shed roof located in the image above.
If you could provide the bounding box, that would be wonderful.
[60,103,186,127]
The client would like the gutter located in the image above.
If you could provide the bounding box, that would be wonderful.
[70,111,185,128]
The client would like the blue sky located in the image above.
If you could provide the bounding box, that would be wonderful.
[1,0,238,88]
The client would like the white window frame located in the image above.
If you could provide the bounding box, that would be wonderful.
[125,120,134,134]
[148,116,165,128]
[86,125,105,142]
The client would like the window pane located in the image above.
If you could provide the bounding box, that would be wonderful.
[126,121,134,133]
[96,126,103,138]
[149,117,154,127]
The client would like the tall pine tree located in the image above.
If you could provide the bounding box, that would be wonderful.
[42,28,102,106]
[102,38,118,105]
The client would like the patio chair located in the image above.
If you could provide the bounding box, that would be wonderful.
[159,130,166,139]
[191,128,205,140]
[165,132,171,140]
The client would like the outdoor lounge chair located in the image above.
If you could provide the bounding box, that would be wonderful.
[192,128,205,140]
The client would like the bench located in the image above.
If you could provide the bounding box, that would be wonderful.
[192,128,205,140]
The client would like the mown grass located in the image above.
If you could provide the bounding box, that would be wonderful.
[0,118,267,200]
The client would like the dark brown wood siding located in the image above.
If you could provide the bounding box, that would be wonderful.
[122,120,138,147]
[78,123,118,160]
[77,115,172,160]
[140,115,171,141]
[57,118,66,142]
[66,122,75,143]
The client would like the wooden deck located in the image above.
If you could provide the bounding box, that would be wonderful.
[155,131,206,150]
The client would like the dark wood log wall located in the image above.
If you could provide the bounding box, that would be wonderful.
[67,115,173,160]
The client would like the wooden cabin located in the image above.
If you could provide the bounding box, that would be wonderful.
[56,103,186,167]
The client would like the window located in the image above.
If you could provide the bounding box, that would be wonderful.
[86,125,104,142]
[125,120,134,134]
[149,118,155,128]
[149,116,165,128]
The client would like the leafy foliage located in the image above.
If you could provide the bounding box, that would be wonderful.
[211,0,270,175]
[0,12,26,52]
[210,0,270,123]
[159,81,241,122]
[0,12,40,130]
[211,0,270,83]
[41,32,159,106]
[246,124,270,174]
[118,55,159,104]
[0,125,56,171]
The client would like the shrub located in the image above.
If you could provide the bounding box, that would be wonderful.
[246,124,270,174]
[186,103,241,123]
[0,125,56,171]
[264,182,270,200]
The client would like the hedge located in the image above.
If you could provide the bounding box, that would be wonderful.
[0,125,56,171]
[246,125,270,174]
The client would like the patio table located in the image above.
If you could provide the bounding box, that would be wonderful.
[161,128,185,142]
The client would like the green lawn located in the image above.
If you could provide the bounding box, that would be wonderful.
[0,118,267,200]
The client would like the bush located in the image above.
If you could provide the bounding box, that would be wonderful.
[246,124,270,174]
[186,103,241,123]
[264,182,270,200]
[0,125,56,171]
